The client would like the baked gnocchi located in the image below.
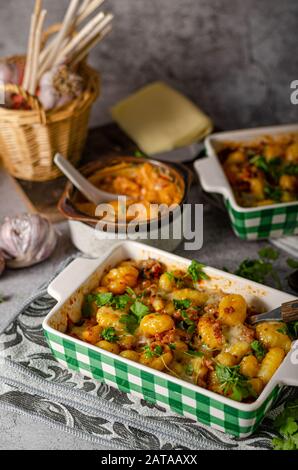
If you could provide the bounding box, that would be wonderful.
[219,134,298,207]
[66,258,293,403]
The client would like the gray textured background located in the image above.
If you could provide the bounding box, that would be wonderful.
[0,0,297,129]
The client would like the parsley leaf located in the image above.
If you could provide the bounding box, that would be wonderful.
[143,344,163,359]
[259,247,279,261]
[93,292,113,307]
[130,301,149,321]
[215,364,252,402]
[185,363,194,376]
[180,310,196,335]
[101,327,118,343]
[126,287,136,297]
[234,248,281,288]
[185,350,204,358]
[287,258,298,270]
[272,399,298,450]
[251,340,266,361]
[187,260,210,282]
[119,314,138,334]
[264,185,282,202]
[113,294,132,310]
[250,155,269,172]
[173,298,191,310]
[277,321,298,340]
[283,163,298,176]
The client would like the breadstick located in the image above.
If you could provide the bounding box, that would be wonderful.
[39,0,80,78]
[68,12,112,60]
[76,0,105,24]
[29,9,46,95]
[39,0,105,68]
[71,25,112,66]
[69,14,113,63]
[53,10,107,65]
[23,0,42,90]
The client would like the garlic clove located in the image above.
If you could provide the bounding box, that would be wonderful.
[0,214,57,269]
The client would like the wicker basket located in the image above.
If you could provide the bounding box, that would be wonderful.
[0,26,100,182]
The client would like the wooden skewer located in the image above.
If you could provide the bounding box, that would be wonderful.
[38,0,80,78]
[53,10,108,66]
[71,25,112,66]
[29,9,46,95]
[23,0,42,91]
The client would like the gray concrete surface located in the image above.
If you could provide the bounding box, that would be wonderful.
[0,0,297,130]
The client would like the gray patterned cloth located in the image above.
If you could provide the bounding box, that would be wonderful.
[0,259,296,450]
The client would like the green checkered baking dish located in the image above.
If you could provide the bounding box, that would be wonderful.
[194,124,298,241]
[43,242,298,438]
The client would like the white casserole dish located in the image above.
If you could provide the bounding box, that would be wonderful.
[43,241,298,437]
[194,124,298,240]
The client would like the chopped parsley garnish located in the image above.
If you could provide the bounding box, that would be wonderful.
[187,260,210,282]
[250,155,269,173]
[165,272,184,287]
[180,310,196,335]
[130,301,149,321]
[113,294,132,310]
[215,364,252,402]
[119,314,138,334]
[287,258,298,270]
[185,350,204,358]
[272,399,298,450]
[93,292,114,307]
[249,155,282,181]
[277,322,298,340]
[101,327,118,343]
[283,163,298,176]
[185,363,194,376]
[234,247,281,288]
[143,344,163,359]
[173,298,191,310]
[259,247,279,261]
[126,287,136,297]
[251,340,266,361]
[264,185,282,202]
[169,343,176,350]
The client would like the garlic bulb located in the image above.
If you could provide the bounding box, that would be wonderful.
[0,251,5,277]
[39,65,84,111]
[0,61,20,85]
[0,214,57,269]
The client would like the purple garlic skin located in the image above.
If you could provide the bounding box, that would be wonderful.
[0,250,5,276]
[0,214,57,269]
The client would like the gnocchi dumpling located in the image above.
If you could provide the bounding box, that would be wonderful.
[198,315,224,350]
[256,322,292,353]
[172,288,208,306]
[258,347,285,384]
[218,294,247,326]
[139,314,174,337]
[101,264,139,294]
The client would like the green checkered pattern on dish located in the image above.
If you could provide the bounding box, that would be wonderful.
[225,200,298,240]
[44,330,281,438]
